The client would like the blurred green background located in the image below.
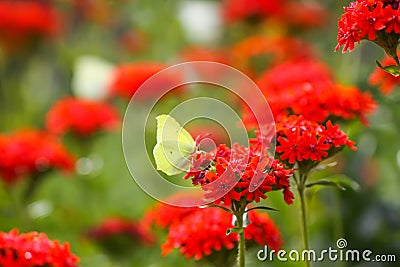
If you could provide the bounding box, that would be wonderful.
[0,0,399,266]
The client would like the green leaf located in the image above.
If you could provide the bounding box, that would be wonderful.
[226,227,244,235]
[376,60,400,77]
[245,206,279,213]
[306,180,346,190]
[200,204,233,214]
[306,175,360,191]
[311,162,337,173]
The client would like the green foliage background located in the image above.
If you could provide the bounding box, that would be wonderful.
[0,0,399,266]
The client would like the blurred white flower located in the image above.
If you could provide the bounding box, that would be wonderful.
[76,154,104,176]
[72,55,115,100]
[177,0,222,44]
[27,200,53,219]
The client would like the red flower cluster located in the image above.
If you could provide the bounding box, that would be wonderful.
[109,62,171,100]
[335,0,400,53]
[0,229,79,267]
[222,0,327,27]
[244,59,376,125]
[46,97,120,137]
[161,208,236,260]
[0,1,60,45]
[245,211,283,250]
[87,217,154,245]
[184,140,294,206]
[0,130,75,184]
[369,55,400,93]
[276,116,357,165]
[161,207,282,260]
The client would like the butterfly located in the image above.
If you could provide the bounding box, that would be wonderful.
[153,114,197,176]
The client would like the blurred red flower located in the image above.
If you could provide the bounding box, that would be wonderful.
[0,129,75,184]
[110,62,173,100]
[282,2,328,28]
[87,217,154,245]
[161,208,282,260]
[0,229,79,267]
[244,59,376,125]
[245,210,283,250]
[0,1,60,48]
[179,46,231,65]
[222,0,285,23]
[67,0,115,26]
[369,55,400,94]
[222,0,327,28]
[322,84,377,125]
[141,203,200,231]
[118,31,148,54]
[231,35,315,77]
[86,217,154,258]
[276,115,356,165]
[161,208,237,260]
[46,97,120,137]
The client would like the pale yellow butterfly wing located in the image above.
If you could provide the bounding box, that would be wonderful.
[153,115,196,175]
[156,115,195,146]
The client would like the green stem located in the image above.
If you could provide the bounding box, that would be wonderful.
[0,54,27,131]
[298,182,311,267]
[236,213,246,267]
[394,55,400,67]
[332,190,345,267]
[233,199,247,267]
[23,174,43,204]
[7,184,30,230]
